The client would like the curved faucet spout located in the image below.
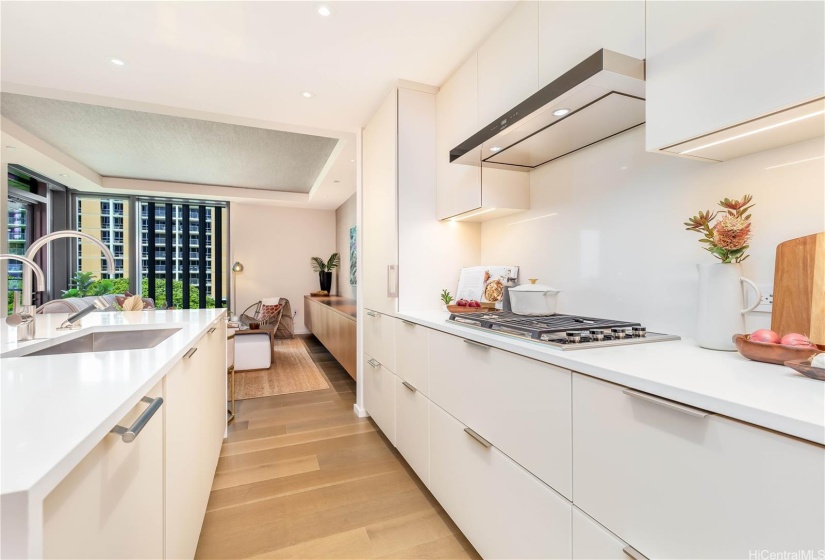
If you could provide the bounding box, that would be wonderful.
[22,230,117,306]
[0,254,46,292]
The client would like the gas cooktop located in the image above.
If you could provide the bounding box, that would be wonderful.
[447,311,680,350]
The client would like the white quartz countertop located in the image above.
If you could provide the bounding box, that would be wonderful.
[1,309,226,499]
[397,310,825,446]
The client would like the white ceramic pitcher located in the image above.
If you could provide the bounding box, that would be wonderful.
[696,263,762,351]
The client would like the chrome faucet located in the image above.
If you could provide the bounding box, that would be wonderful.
[1,254,46,342]
[17,230,116,341]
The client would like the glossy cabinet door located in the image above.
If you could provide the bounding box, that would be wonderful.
[362,353,396,445]
[572,506,629,560]
[477,1,539,126]
[362,89,398,315]
[572,373,825,559]
[645,0,825,151]
[394,318,428,395]
[394,379,430,486]
[429,401,572,559]
[428,330,572,499]
[43,381,164,560]
[363,309,396,374]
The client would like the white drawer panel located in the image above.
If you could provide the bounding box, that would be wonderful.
[428,329,572,498]
[364,309,396,373]
[394,318,429,394]
[572,506,629,560]
[395,379,430,485]
[573,373,825,559]
[429,402,572,559]
[363,353,396,445]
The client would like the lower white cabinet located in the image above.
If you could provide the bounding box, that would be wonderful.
[165,321,227,560]
[573,373,825,559]
[43,381,164,560]
[572,506,629,560]
[394,318,429,395]
[363,310,396,373]
[429,402,572,559]
[395,378,429,485]
[363,353,396,445]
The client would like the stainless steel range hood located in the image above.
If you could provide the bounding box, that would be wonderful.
[450,49,646,172]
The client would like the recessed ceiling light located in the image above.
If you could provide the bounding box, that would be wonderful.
[318,6,331,16]
[350,159,355,162]
[301,91,314,98]
[333,180,340,183]
[552,108,571,117]
[489,146,502,152]
[59,174,69,177]
[109,57,127,66]
[6,145,17,149]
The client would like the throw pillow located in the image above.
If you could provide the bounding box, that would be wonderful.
[256,303,283,325]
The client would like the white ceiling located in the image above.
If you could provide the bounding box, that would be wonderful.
[0,0,515,208]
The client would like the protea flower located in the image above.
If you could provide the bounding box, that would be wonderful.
[713,215,751,250]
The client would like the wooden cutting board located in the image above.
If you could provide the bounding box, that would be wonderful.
[771,232,825,344]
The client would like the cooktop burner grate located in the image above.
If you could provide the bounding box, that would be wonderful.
[448,311,640,339]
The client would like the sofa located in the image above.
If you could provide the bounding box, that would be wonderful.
[37,294,155,314]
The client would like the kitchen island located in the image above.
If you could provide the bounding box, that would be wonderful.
[1,309,226,559]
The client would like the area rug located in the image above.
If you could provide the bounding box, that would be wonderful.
[234,338,329,399]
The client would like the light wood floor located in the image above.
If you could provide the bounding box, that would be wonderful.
[195,335,481,560]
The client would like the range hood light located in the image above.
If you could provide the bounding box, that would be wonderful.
[678,109,825,155]
[552,108,571,117]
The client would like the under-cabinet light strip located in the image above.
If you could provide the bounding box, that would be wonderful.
[452,208,497,221]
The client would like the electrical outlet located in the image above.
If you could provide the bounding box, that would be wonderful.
[748,284,774,313]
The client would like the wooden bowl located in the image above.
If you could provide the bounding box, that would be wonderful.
[784,359,825,381]
[447,304,498,314]
[733,334,825,365]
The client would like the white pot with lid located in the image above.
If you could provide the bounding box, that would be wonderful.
[509,279,560,316]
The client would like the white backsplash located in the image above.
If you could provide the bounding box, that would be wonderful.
[480,127,825,338]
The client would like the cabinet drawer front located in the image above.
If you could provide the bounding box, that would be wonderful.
[572,507,629,560]
[429,402,571,559]
[364,310,396,372]
[428,330,572,498]
[573,373,825,559]
[363,353,396,445]
[394,319,429,394]
[395,379,430,485]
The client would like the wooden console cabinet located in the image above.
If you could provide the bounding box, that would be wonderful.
[304,296,357,379]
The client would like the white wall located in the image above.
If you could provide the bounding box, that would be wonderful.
[230,203,336,334]
[335,194,357,299]
[480,128,825,338]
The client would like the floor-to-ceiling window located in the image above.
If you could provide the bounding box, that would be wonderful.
[6,167,48,313]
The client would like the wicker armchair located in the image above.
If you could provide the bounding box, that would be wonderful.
[240,298,294,339]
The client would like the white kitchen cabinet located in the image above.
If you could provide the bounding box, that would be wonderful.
[394,378,430,486]
[428,330,572,499]
[363,309,396,374]
[538,1,644,88]
[165,323,226,560]
[477,1,539,126]
[363,353,396,445]
[394,318,428,395]
[572,507,629,560]
[572,373,825,559]
[43,381,164,560]
[645,0,825,155]
[362,89,398,315]
[429,401,572,559]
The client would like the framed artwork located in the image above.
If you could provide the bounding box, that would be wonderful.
[349,226,357,285]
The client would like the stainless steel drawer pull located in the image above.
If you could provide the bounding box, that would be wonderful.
[184,347,198,359]
[402,381,417,392]
[464,427,492,449]
[463,339,490,349]
[623,546,649,560]
[111,396,164,443]
[208,326,217,334]
[366,311,378,317]
[401,320,415,326]
[367,358,380,368]
[622,389,710,419]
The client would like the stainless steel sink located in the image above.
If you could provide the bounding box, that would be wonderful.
[18,328,181,357]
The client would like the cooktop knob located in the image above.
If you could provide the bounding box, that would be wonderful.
[632,326,647,337]
[566,331,582,343]
[589,329,605,341]
[610,327,627,340]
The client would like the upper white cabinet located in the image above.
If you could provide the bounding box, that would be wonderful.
[646,1,825,158]
[538,1,644,88]
[362,91,399,315]
[478,1,539,125]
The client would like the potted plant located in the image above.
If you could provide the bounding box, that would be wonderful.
[440,289,454,311]
[685,195,761,351]
[311,253,340,293]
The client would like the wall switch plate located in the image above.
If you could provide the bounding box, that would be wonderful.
[747,284,774,313]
